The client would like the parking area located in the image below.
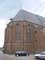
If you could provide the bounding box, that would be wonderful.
[0,54,36,60]
[16,55,35,60]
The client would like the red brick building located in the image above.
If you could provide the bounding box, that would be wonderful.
[4,9,43,54]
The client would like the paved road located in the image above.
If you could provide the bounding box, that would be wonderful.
[0,54,35,60]
[0,54,16,60]
[16,55,35,60]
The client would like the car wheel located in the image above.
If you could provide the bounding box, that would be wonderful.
[35,56,39,60]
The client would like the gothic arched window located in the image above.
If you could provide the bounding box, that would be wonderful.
[27,24,32,41]
[16,23,21,40]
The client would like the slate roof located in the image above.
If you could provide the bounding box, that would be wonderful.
[10,9,45,25]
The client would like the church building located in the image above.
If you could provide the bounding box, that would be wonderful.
[4,9,44,54]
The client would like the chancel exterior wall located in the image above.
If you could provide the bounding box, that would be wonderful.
[4,21,43,54]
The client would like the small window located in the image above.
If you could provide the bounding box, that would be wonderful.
[35,31,37,34]
[34,31,38,40]
[16,24,21,40]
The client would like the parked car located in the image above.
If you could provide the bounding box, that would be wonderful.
[15,51,29,56]
[34,51,45,59]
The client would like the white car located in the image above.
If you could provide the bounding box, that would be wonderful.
[34,51,45,59]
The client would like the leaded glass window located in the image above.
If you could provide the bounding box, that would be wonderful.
[16,24,21,40]
[27,24,32,40]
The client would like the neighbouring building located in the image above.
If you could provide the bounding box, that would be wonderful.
[4,9,44,54]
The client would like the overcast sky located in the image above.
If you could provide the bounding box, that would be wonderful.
[0,0,45,19]
[0,0,45,47]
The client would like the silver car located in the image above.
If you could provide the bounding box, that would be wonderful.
[34,51,45,59]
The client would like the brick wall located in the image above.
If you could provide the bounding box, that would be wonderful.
[4,21,43,54]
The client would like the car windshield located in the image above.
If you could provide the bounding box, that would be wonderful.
[41,52,45,55]
[16,51,28,53]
